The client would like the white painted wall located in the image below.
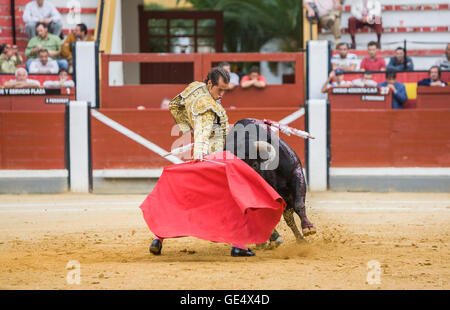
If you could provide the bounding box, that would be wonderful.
[122,0,142,85]
[260,38,295,85]
[69,101,91,193]
[51,0,98,7]
[51,0,97,30]
[109,0,124,86]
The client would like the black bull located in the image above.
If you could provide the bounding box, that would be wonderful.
[225,118,316,244]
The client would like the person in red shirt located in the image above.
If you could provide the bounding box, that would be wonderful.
[240,66,267,89]
[360,41,386,72]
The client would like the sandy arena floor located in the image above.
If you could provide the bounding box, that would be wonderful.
[0,192,449,290]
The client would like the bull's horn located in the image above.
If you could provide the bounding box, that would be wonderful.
[253,141,276,163]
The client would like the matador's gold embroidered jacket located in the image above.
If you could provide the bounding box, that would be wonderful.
[169,81,229,157]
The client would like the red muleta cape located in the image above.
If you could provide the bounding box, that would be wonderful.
[139,151,286,244]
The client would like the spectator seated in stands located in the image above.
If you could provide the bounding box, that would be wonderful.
[332,42,358,72]
[378,71,407,109]
[303,0,342,47]
[61,23,95,74]
[360,41,386,72]
[435,43,450,71]
[23,0,62,39]
[418,66,447,87]
[386,47,414,72]
[25,22,68,71]
[348,0,382,49]
[28,49,59,74]
[0,44,23,74]
[219,62,240,90]
[321,68,352,93]
[3,67,41,88]
[240,66,267,89]
[43,68,75,88]
[351,71,377,87]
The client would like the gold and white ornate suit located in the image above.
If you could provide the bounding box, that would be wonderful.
[169,81,229,158]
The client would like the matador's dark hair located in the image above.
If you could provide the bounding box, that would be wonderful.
[204,67,230,86]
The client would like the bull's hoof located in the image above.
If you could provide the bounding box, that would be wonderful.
[302,226,317,237]
[271,236,284,248]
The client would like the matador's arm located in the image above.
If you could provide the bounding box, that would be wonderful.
[169,98,191,134]
[193,111,216,160]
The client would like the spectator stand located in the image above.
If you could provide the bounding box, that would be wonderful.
[0,73,75,111]
[303,1,450,69]
[327,70,450,108]
[0,0,97,64]
[318,1,450,48]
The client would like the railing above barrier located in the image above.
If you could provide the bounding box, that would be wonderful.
[100,52,304,109]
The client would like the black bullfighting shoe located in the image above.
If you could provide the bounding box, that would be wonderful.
[231,247,255,257]
[149,239,162,255]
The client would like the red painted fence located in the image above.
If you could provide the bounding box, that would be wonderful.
[91,108,306,169]
[100,53,304,109]
[0,111,65,169]
[331,110,450,167]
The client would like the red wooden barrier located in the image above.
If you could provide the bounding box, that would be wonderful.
[328,87,392,109]
[0,88,75,111]
[416,86,450,109]
[331,110,450,167]
[100,53,304,109]
[0,111,65,169]
[91,108,305,169]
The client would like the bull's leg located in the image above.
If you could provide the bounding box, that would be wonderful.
[283,208,304,242]
[255,229,284,250]
[292,168,316,237]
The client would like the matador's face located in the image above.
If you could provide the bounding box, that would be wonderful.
[207,77,229,102]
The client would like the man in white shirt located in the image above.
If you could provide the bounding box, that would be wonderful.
[23,0,62,39]
[351,71,378,87]
[43,68,75,88]
[331,42,359,71]
[3,68,41,88]
[28,49,59,74]
[348,0,382,49]
[219,62,240,90]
